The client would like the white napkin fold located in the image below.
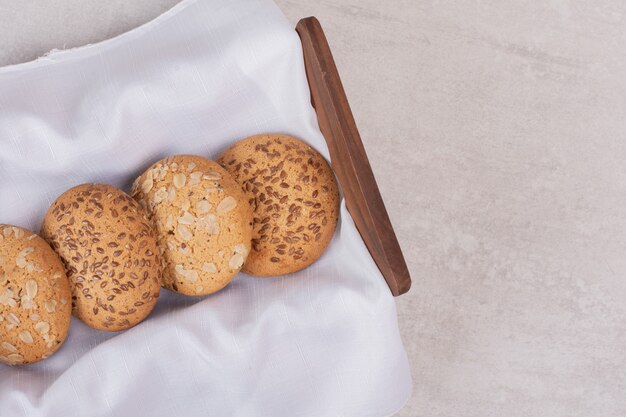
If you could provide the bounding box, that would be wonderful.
[0,0,411,415]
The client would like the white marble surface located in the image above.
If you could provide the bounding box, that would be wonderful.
[2,1,626,416]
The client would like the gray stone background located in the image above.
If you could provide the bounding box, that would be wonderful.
[1,1,625,416]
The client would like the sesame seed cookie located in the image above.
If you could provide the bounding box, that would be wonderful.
[131,155,253,296]
[0,225,72,366]
[218,134,340,276]
[41,184,162,332]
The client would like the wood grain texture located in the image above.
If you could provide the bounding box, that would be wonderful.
[296,17,411,296]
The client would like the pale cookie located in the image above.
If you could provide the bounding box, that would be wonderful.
[0,225,72,365]
[41,184,161,332]
[131,155,253,296]
[218,134,339,276]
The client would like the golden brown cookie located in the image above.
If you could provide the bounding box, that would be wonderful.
[131,155,253,296]
[0,225,72,365]
[218,134,339,276]
[41,184,161,332]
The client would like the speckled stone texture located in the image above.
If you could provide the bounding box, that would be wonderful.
[1,1,626,416]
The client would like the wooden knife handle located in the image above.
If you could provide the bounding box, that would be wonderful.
[296,17,412,296]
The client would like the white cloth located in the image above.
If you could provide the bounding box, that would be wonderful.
[0,0,412,415]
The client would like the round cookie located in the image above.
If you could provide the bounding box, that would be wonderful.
[131,155,253,296]
[0,225,72,366]
[218,134,339,276]
[41,184,161,332]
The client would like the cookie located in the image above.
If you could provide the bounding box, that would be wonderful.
[41,184,162,332]
[218,134,339,276]
[0,225,72,365]
[131,155,253,296]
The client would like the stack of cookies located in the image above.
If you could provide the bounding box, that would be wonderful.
[0,134,339,366]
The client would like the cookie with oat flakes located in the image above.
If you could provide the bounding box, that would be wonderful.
[0,225,71,365]
[132,155,253,296]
